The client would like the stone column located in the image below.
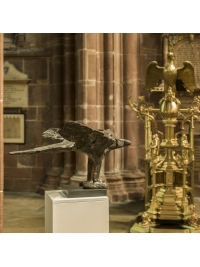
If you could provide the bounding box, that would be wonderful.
[70,33,104,184]
[103,33,128,202]
[60,34,76,187]
[163,34,168,66]
[0,33,3,232]
[41,34,64,191]
[122,33,145,201]
[95,33,106,181]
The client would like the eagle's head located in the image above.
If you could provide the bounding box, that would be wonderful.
[167,52,176,61]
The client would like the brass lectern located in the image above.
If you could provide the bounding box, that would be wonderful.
[129,51,200,233]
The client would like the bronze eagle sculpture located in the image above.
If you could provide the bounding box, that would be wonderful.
[144,52,198,94]
[9,121,131,189]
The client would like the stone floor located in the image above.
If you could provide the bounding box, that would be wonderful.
[3,191,200,233]
[3,191,144,233]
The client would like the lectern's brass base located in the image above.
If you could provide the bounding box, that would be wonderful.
[150,225,200,233]
[130,222,200,233]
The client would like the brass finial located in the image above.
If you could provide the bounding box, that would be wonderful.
[189,34,195,42]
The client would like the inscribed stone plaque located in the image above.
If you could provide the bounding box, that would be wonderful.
[4,84,28,107]
[3,61,30,107]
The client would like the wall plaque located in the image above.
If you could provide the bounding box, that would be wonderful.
[3,61,31,107]
[4,83,28,107]
[4,113,25,144]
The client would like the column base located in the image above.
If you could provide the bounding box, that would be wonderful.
[59,170,75,188]
[122,170,145,201]
[38,167,63,195]
[70,173,87,185]
[105,173,128,203]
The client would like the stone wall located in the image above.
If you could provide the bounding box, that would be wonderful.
[4,34,54,192]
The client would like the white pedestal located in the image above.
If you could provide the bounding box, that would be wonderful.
[45,190,109,233]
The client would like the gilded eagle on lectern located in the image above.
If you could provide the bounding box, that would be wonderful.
[144,52,198,94]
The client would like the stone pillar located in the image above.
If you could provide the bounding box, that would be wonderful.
[0,33,3,232]
[163,34,168,66]
[70,33,104,184]
[41,34,64,191]
[104,33,128,202]
[60,34,76,187]
[95,33,106,181]
[122,33,145,201]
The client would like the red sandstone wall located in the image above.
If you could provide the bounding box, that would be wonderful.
[4,34,54,191]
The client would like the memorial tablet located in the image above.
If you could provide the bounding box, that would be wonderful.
[3,61,31,108]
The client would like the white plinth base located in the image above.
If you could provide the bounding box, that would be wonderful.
[45,190,109,233]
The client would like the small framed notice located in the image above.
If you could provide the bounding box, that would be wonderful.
[4,113,25,144]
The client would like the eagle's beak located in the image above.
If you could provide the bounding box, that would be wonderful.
[117,139,131,147]
[124,139,131,146]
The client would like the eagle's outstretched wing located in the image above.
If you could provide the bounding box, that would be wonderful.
[58,121,115,157]
[9,140,76,155]
[144,61,164,91]
[177,61,198,93]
